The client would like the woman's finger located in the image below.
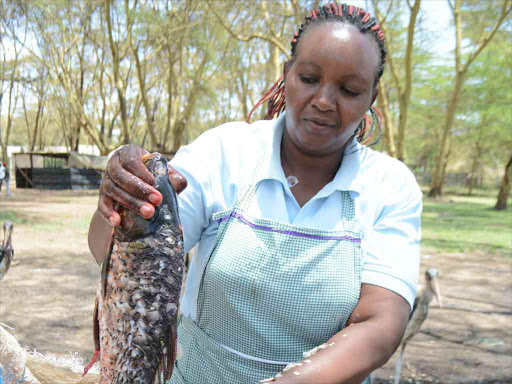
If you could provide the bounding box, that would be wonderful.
[117,146,155,186]
[109,164,162,205]
[101,174,155,219]
[168,164,188,194]
[98,193,120,227]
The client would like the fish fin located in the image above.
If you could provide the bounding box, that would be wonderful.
[156,321,177,382]
[93,295,101,353]
[167,322,178,380]
[83,296,101,376]
[82,349,100,377]
[101,244,113,299]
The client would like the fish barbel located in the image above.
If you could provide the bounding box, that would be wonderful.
[84,153,185,383]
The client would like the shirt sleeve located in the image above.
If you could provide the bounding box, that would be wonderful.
[170,133,218,255]
[361,167,422,311]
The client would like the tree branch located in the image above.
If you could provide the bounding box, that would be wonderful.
[372,0,402,94]
[205,0,290,59]
[464,1,512,70]
[404,0,421,100]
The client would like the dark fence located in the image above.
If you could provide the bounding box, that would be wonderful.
[15,168,102,190]
[70,168,102,190]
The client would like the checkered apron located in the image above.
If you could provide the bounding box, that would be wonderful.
[169,163,369,384]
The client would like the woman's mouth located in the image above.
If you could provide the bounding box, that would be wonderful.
[304,118,335,133]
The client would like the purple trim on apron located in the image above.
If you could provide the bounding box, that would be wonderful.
[217,211,361,243]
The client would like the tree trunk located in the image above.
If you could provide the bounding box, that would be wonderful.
[31,99,44,151]
[172,120,185,153]
[429,72,465,197]
[494,154,512,210]
[467,143,483,196]
[125,0,160,151]
[377,79,397,158]
[271,44,280,86]
[395,0,421,162]
[105,0,130,144]
[3,76,18,162]
[72,121,81,152]
[429,0,511,197]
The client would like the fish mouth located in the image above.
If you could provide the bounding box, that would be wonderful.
[146,154,181,233]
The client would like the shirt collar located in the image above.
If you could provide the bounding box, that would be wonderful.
[256,112,365,195]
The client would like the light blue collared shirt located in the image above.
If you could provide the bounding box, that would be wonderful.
[171,113,422,320]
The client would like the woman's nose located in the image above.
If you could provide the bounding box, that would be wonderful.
[312,85,336,112]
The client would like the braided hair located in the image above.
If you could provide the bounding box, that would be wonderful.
[247,2,386,145]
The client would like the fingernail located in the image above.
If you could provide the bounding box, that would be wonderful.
[140,204,153,217]
[148,193,161,205]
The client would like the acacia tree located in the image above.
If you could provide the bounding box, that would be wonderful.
[205,0,320,121]
[20,1,112,152]
[373,0,421,162]
[87,20,122,150]
[206,0,290,83]
[376,78,397,157]
[105,0,132,146]
[429,0,512,197]
[460,32,512,195]
[21,62,49,151]
[0,1,27,162]
[144,0,212,153]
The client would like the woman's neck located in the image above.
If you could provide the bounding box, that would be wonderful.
[280,129,346,206]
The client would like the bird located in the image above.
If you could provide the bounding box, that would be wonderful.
[0,221,14,281]
[393,268,442,384]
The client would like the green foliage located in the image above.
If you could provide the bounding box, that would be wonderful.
[400,16,511,189]
[421,188,512,256]
[461,28,512,152]
[1,0,510,190]
[0,209,29,224]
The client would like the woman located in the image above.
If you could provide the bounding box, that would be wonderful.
[88,3,422,383]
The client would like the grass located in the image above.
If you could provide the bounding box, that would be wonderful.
[31,214,92,234]
[2,185,511,257]
[0,209,29,225]
[421,185,512,256]
[0,205,92,234]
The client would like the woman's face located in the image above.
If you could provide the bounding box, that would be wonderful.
[284,22,379,156]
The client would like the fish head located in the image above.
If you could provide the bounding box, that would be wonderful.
[115,153,182,242]
[144,153,182,235]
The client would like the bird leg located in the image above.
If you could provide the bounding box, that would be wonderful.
[393,343,406,384]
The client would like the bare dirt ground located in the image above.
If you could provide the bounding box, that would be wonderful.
[0,188,511,383]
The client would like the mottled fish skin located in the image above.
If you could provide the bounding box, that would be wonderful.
[89,154,184,384]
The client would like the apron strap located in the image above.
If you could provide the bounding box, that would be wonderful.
[234,149,269,214]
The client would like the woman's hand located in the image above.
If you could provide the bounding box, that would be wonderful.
[98,144,188,227]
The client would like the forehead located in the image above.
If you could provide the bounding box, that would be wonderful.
[294,22,379,81]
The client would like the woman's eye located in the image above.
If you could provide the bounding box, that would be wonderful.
[341,87,359,96]
[299,76,317,84]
